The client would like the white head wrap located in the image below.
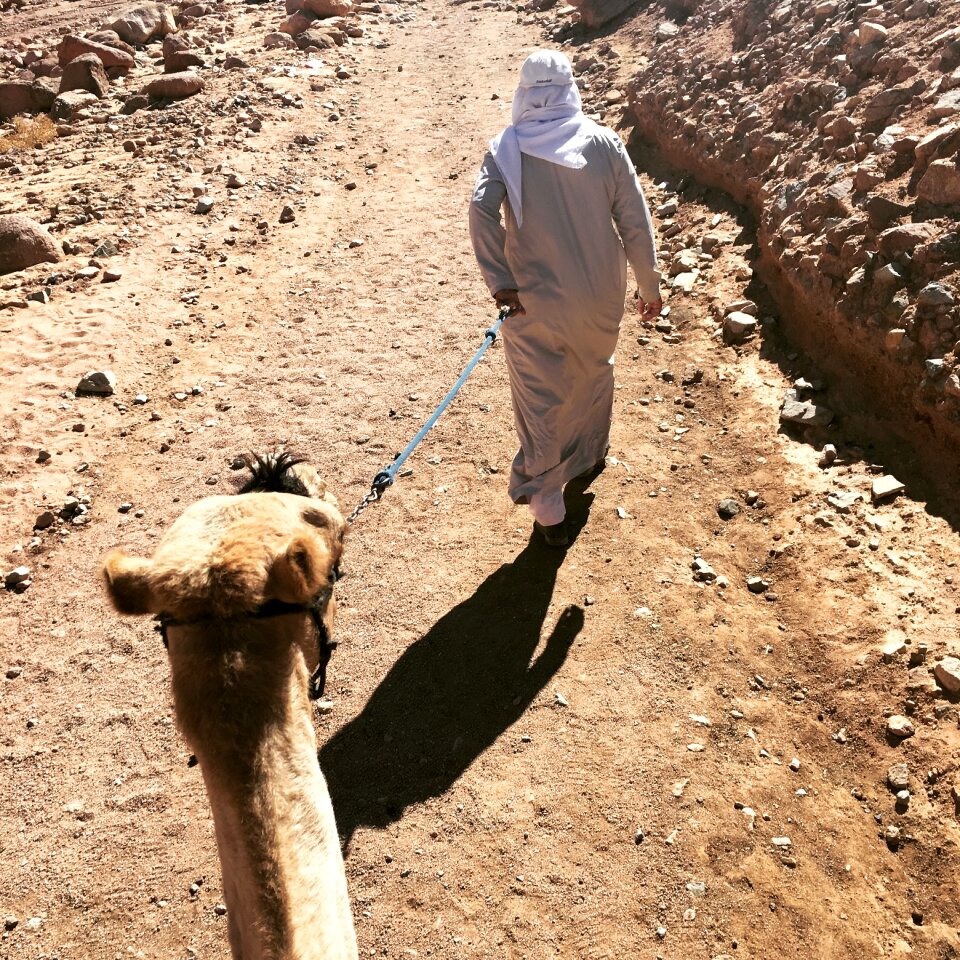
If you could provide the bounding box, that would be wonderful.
[489,50,596,227]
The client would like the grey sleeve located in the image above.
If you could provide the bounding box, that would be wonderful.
[469,152,518,296]
[609,138,662,303]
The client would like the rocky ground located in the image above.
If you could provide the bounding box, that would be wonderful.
[1,1,959,959]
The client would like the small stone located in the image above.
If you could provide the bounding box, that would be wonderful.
[279,204,296,223]
[872,475,905,503]
[933,656,960,694]
[884,824,901,848]
[4,916,18,930]
[5,566,31,588]
[195,198,214,215]
[717,498,740,520]
[691,557,717,582]
[76,370,116,396]
[214,903,227,916]
[887,715,915,739]
[118,502,133,514]
[887,763,910,791]
[780,396,833,427]
[789,758,801,772]
[34,510,56,530]
[6,666,23,680]
[771,836,792,848]
[133,394,149,405]
[819,444,838,467]
[723,311,757,344]
[746,576,770,594]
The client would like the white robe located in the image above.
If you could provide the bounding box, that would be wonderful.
[469,127,660,507]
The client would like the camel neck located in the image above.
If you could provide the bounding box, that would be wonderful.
[170,624,358,960]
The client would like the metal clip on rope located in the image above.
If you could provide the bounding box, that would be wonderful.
[347,307,508,524]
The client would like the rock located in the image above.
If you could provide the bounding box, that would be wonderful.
[926,359,945,378]
[57,35,134,72]
[691,557,717,582]
[144,71,204,99]
[4,566,31,589]
[914,124,960,173]
[780,396,834,427]
[88,30,138,57]
[109,3,178,46]
[887,763,910,791]
[50,90,99,120]
[59,53,110,98]
[0,80,56,120]
[877,223,938,258]
[214,903,227,916]
[264,32,298,49]
[302,0,353,16]
[887,714,915,738]
[858,22,888,45]
[656,21,680,41]
[723,311,758,344]
[746,576,769,594]
[34,510,56,530]
[819,443,838,467]
[871,475,905,503]
[295,30,338,50]
[0,216,64,275]
[165,51,205,73]
[564,0,635,28]
[280,11,317,33]
[918,160,960,205]
[930,90,960,122]
[279,204,296,223]
[885,824,901,848]
[917,283,955,308]
[195,197,214,215]
[933,656,960,694]
[226,173,246,189]
[76,370,116,396]
[881,630,907,662]
[717,498,740,520]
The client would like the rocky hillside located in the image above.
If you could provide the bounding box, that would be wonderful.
[550,0,960,488]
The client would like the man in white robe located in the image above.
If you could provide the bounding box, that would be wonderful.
[470,49,662,547]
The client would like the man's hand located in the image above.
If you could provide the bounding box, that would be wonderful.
[638,297,663,321]
[494,288,526,317]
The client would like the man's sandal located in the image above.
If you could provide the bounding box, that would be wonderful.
[534,520,569,548]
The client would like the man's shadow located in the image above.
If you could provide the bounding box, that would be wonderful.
[320,485,594,848]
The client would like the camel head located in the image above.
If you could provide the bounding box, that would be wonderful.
[102,453,346,705]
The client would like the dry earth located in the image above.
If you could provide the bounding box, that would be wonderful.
[2,1,960,959]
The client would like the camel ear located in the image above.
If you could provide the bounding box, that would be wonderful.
[103,551,157,615]
[288,463,330,502]
[270,535,327,605]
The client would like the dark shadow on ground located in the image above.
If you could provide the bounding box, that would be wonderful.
[321,486,593,848]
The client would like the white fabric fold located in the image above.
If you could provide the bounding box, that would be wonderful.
[489,50,597,228]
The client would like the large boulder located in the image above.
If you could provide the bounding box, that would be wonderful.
[57,35,135,71]
[164,51,205,72]
[0,216,64,275]
[567,0,637,28]
[302,0,353,17]
[59,53,110,97]
[0,80,56,120]
[50,90,99,121]
[143,71,204,99]
[108,4,178,46]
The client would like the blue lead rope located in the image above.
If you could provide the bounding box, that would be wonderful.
[346,307,508,523]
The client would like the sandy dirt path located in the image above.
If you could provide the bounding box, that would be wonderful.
[2,1,959,958]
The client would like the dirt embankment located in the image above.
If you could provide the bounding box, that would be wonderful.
[552,0,960,497]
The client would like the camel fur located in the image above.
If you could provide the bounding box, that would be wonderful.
[103,454,358,960]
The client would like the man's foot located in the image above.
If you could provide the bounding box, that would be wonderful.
[534,519,569,548]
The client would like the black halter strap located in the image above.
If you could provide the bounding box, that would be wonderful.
[154,588,337,701]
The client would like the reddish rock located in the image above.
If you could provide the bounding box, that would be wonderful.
[143,71,204,99]
[59,54,110,98]
[0,216,64,275]
[161,33,189,58]
[918,160,960,205]
[87,31,138,58]
[302,0,353,17]
[57,35,135,71]
[0,80,55,120]
[280,11,317,34]
[164,51,205,73]
[877,223,940,258]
